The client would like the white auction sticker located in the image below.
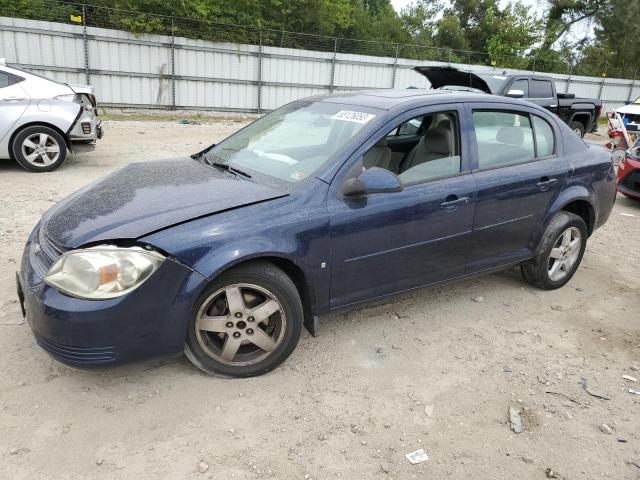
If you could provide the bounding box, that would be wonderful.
[332,110,376,124]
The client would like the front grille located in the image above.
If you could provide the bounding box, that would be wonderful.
[620,169,640,194]
[30,227,65,279]
[35,334,118,364]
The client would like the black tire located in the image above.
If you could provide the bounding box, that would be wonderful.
[11,125,67,172]
[184,261,303,377]
[521,211,588,290]
[569,121,586,138]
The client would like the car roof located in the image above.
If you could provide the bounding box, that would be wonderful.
[310,89,502,110]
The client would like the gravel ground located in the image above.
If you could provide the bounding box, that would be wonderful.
[0,119,638,480]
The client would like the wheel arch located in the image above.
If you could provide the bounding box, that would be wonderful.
[569,112,591,130]
[8,121,71,159]
[209,254,317,336]
[560,199,595,235]
[536,186,597,253]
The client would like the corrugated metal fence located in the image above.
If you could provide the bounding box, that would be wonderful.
[2,16,639,113]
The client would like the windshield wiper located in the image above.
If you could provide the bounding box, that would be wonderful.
[208,161,252,179]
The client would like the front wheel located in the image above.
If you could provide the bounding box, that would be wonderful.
[12,126,67,172]
[185,261,303,377]
[521,212,588,290]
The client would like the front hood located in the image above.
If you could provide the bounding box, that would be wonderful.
[41,158,288,249]
[616,103,640,115]
[414,66,492,93]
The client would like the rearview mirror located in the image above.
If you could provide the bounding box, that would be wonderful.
[505,89,525,98]
[341,167,403,197]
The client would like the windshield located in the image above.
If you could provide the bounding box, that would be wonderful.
[204,101,379,182]
[477,74,509,94]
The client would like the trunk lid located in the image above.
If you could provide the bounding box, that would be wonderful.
[413,66,492,93]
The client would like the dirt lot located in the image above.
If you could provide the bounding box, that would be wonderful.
[0,118,638,480]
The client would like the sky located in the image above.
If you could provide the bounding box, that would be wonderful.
[389,0,594,43]
[390,0,544,13]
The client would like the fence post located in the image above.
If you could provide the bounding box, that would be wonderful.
[170,17,176,110]
[391,43,399,88]
[81,4,90,85]
[330,37,338,93]
[565,65,572,93]
[448,48,452,65]
[598,75,606,101]
[257,30,263,114]
[531,58,536,72]
[627,70,637,103]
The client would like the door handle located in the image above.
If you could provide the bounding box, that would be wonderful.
[440,195,470,210]
[2,96,25,101]
[536,177,558,190]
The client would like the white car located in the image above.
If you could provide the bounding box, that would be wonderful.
[0,59,102,172]
[616,96,640,133]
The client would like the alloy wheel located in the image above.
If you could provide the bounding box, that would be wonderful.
[547,227,582,282]
[21,133,61,167]
[194,283,286,366]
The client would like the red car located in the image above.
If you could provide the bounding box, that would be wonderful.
[617,150,640,200]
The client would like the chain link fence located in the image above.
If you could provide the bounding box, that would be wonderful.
[5,0,625,78]
[3,1,639,113]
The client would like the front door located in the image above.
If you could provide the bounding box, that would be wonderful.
[466,106,568,272]
[328,106,476,308]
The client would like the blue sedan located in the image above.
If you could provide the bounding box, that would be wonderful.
[17,90,616,377]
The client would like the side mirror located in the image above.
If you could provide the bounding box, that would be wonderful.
[505,89,525,98]
[341,167,403,197]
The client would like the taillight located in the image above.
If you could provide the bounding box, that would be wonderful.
[594,106,603,121]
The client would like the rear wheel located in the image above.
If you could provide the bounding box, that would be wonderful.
[185,261,303,377]
[570,121,586,138]
[12,126,67,172]
[521,212,588,290]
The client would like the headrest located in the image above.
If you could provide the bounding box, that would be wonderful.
[424,127,451,155]
[496,126,524,146]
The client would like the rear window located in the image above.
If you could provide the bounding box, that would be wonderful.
[532,115,555,157]
[531,79,553,98]
[473,111,535,169]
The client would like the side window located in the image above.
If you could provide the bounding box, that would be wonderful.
[531,79,553,98]
[0,73,9,89]
[532,115,555,157]
[398,117,423,136]
[472,111,535,169]
[510,79,529,97]
[363,111,461,184]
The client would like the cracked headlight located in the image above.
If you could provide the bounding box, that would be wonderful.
[44,246,165,299]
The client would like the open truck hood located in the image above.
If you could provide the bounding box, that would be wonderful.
[414,66,492,93]
[41,158,288,249]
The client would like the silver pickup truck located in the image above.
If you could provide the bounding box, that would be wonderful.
[0,59,102,172]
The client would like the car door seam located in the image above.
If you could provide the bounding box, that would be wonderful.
[344,229,471,263]
[474,214,533,231]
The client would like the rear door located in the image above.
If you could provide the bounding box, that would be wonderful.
[466,103,567,272]
[0,71,30,144]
